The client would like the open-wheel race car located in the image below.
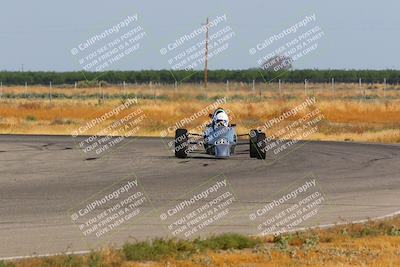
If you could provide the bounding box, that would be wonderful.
[174,108,267,159]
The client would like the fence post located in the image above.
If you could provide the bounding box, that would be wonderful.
[383,78,386,99]
[74,81,77,89]
[102,83,105,101]
[25,81,28,97]
[150,81,156,102]
[49,81,52,102]
[252,80,255,93]
[331,78,335,97]
[123,81,126,98]
[278,79,282,96]
[304,79,307,96]
[0,81,2,99]
[312,81,315,96]
[226,80,229,92]
[174,81,178,92]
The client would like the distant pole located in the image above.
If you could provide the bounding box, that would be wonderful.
[0,81,2,99]
[226,80,229,92]
[331,78,335,96]
[174,81,178,92]
[363,81,366,99]
[49,81,52,102]
[123,81,126,97]
[98,82,103,102]
[312,81,315,96]
[25,81,28,97]
[203,17,209,90]
[383,78,386,99]
[98,82,101,101]
[278,79,282,95]
[359,78,363,99]
[252,80,255,93]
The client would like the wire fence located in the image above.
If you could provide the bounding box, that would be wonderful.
[0,79,399,102]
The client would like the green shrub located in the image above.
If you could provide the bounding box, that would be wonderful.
[389,226,400,236]
[273,234,291,251]
[359,226,381,237]
[26,115,37,121]
[0,261,15,267]
[123,234,260,261]
[194,233,260,251]
[301,235,319,250]
[87,252,105,267]
[123,239,176,261]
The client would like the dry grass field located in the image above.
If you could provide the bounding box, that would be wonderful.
[0,82,399,143]
[2,215,400,267]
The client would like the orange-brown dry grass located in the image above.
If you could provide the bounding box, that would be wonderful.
[0,84,400,143]
[182,237,400,267]
[6,237,400,267]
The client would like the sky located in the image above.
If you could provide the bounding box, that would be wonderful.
[0,0,399,71]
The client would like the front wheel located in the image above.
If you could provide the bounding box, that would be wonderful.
[249,130,266,159]
[249,129,258,158]
[175,129,188,158]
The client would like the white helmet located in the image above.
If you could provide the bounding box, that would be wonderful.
[213,109,229,127]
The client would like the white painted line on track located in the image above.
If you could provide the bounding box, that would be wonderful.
[253,210,400,237]
[2,210,400,261]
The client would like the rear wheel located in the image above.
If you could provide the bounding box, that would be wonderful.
[175,129,188,158]
[206,145,215,155]
[230,145,236,155]
[256,132,266,159]
[249,129,258,158]
[250,130,266,159]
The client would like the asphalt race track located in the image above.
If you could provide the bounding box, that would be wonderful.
[0,135,399,258]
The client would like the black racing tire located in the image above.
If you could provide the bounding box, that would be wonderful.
[175,129,188,158]
[206,145,215,155]
[256,132,266,159]
[249,129,258,158]
[230,145,236,155]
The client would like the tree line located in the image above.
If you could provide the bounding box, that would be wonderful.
[0,69,399,85]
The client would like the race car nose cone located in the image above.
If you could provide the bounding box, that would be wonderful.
[215,144,231,158]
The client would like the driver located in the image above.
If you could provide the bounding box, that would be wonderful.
[211,108,229,128]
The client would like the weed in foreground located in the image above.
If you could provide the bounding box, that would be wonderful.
[122,233,261,261]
